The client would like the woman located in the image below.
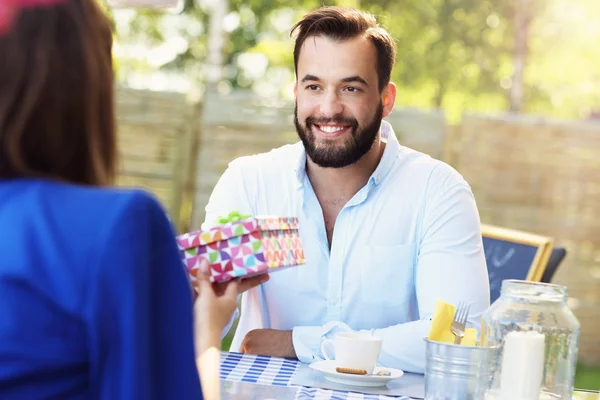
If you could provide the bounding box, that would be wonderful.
[0,0,267,398]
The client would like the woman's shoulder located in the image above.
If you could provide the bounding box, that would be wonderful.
[0,179,177,318]
[1,178,171,247]
[33,179,165,218]
[57,181,172,239]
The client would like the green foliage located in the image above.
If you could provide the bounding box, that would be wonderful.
[111,0,600,121]
[574,363,600,391]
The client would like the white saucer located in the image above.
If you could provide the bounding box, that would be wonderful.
[309,360,404,387]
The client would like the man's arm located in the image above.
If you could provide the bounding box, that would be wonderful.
[203,161,254,229]
[291,168,490,373]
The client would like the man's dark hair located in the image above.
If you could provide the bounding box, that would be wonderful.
[290,6,397,92]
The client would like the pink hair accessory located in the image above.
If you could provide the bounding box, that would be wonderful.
[0,0,70,36]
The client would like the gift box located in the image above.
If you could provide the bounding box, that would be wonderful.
[176,215,305,283]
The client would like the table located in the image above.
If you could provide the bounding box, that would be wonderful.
[218,352,599,400]
[219,351,416,399]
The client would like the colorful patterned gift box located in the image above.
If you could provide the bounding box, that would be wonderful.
[176,215,306,283]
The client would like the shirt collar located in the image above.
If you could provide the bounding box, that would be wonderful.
[370,120,399,185]
[294,143,308,188]
[294,120,400,187]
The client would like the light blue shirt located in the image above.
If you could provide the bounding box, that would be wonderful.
[203,121,490,373]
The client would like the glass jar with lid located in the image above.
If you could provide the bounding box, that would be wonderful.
[480,279,580,399]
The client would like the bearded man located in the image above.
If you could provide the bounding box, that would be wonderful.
[202,6,490,373]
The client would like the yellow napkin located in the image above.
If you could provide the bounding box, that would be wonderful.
[427,299,477,346]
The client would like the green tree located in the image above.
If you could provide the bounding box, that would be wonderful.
[110,0,599,121]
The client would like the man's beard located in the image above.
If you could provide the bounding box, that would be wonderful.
[294,103,383,168]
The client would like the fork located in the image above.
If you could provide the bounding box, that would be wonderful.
[451,301,471,345]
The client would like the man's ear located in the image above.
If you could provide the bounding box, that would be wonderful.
[381,82,397,118]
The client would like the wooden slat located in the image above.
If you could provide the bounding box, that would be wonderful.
[114,86,196,225]
[454,113,600,364]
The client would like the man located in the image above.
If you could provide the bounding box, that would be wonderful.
[202,6,490,373]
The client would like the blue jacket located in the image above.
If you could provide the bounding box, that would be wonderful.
[0,179,202,399]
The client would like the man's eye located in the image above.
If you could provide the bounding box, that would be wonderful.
[345,86,360,92]
[306,85,319,91]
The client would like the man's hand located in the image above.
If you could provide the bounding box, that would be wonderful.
[240,329,297,359]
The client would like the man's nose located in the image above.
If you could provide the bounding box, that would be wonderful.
[319,91,344,117]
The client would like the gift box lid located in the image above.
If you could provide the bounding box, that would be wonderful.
[176,216,300,251]
[254,216,299,231]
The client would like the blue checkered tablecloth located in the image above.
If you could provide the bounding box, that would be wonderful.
[220,352,412,400]
[295,387,410,400]
[220,351,299,386]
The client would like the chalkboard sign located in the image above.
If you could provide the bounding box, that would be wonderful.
[481,224,554,303]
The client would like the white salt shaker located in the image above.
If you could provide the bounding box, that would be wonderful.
[499,331,545,400]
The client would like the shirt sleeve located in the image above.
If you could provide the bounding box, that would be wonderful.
[203,160,255,229]
[293,166,490,373]
[85,190,203,400]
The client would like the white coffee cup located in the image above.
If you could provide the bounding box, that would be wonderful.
[320,332,383,374]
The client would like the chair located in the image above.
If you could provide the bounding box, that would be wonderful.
[481,224,555,304]
[540,247,567,283]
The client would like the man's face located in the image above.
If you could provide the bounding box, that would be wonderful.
[294,35,393,168]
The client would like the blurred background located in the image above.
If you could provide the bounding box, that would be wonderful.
[105,0,600,389]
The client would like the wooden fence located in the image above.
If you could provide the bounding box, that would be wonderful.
[450,113,600,364]
[114,86,197,227]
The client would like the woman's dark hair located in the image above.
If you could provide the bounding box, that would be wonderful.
[0,0,116,186]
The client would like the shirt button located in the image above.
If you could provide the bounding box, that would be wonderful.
[330,298,337,305]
